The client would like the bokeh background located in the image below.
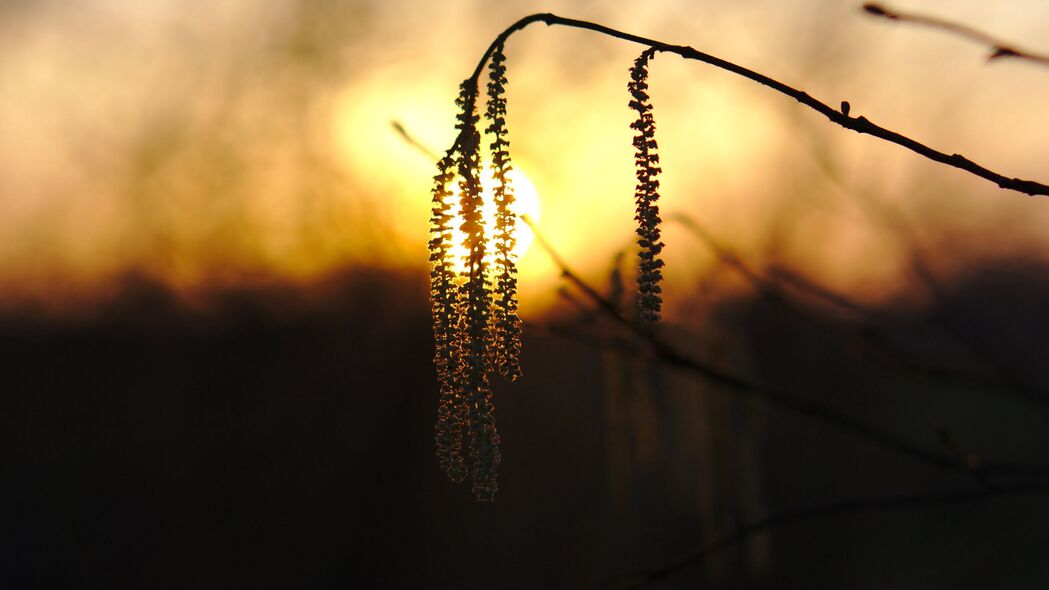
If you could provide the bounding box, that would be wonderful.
[3,0,1049,587]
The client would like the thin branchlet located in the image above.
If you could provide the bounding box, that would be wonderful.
[628,48,665,321]
[485,43,523,382]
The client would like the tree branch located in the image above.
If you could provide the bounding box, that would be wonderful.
[612,480,1049,588]
[863,3,1049,66]
[669,212,1049,408]
[391,121,439,160]
[520,214,1049,481]
[450,13,1049,197]
[520,222,1049,586]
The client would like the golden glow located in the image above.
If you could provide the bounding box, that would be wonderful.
[446,167,540,273]
[3,1,1049,312]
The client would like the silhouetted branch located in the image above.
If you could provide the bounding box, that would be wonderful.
[451,13,1049,196]
[670,213,1049,408]
[391,120,439,160]
[764,265,869,315]
[613,479,1049,588]
[523,206,1049,588]
[786,60,1049,402]
[395,111,1049,473]
[520,214,1049,481]
[863,3,1049,66]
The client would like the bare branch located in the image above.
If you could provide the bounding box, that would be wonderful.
[520,214,1049,480]
[450,13,1049,197]
[613,480,1049,588]
[670,213,1049,408]
[863,3,1049,67]
[521,221,1049,587]
[391,120,439,160]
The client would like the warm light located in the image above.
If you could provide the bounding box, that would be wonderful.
[446,167,540,272]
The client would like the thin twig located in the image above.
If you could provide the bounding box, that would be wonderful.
[765,265,869,316]
[395,118,1014,401]
[612,479,1049,588]
[789,119,1048,404]
[670,213,1049,407]
[391,120,440,160]
[450,13,1049,196]
[522,219,1049,586]
[520,214,1049,480]
[863,3,1049,66]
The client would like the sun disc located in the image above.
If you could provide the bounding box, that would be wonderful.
[446,166,541,273]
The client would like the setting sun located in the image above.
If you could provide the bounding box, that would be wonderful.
[445,167,541,272]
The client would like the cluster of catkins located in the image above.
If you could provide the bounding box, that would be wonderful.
[429,44,520,502]
[429,46,664,501]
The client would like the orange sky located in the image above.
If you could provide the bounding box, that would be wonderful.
[2,0,1049,315]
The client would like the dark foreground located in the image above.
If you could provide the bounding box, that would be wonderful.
[3,266,1048,588]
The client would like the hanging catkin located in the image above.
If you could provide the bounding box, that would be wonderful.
[627,48,665,322]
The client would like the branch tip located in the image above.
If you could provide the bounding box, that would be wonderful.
[862,3,894,19]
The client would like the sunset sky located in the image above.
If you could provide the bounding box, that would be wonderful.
[5,3,1049,587]
[2,0,1048,312]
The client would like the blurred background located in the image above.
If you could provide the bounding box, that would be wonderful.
[3,0,1049,587]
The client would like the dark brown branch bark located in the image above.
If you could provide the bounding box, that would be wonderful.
[451,13,1049,197]
[612,480,1049,588]
[863,3,1049,66]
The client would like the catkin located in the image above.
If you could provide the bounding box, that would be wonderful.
[430,153,467,483]
[485,44,523,383]
[430,71,515,501]
[628,48,666,322]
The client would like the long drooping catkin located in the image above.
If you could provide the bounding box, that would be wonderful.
[627,48,665,322]
[485,43,522,383]
[430,152,467,484]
